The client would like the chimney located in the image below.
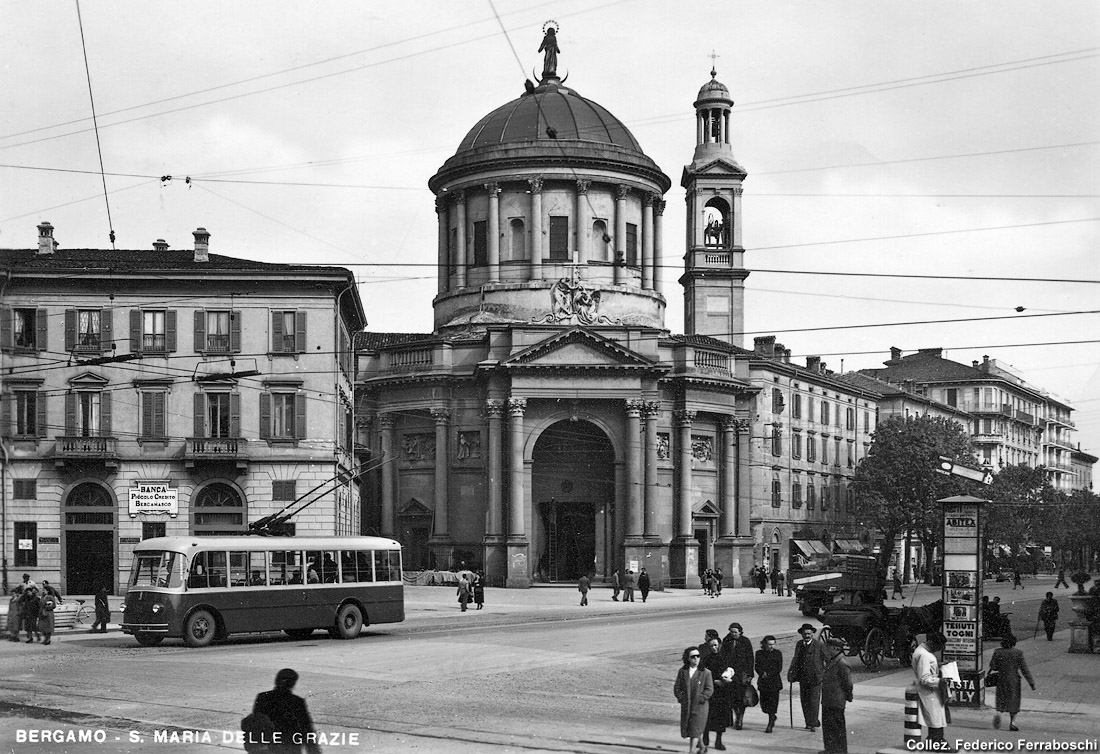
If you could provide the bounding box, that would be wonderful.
[754,335,776,357]
[902,379,916,393]
[918,348,943,358]
[783,347,791,364]
[153,238,170,252]
[806,355,821,373]
[193,227,210,263]
[972,361,979,368]
[889,346,902,361]
[37,221,55,255]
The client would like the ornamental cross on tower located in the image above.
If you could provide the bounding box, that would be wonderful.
[710,49,720,77]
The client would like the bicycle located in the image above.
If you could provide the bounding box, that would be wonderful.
[72,599,93,625]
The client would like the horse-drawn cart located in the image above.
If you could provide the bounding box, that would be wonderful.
[822,599,943,670]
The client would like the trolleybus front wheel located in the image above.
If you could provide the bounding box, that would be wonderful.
[183,609,217,648]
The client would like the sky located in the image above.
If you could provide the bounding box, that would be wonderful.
[1,0,1098,458]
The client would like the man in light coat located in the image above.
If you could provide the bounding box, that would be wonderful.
[787,623,825,731]
[910,631,952,750]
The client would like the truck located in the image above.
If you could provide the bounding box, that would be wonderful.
[790,553,883,616]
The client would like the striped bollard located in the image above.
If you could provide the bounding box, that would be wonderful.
[904,689,921,747]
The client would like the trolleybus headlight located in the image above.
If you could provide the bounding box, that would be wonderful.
[151,603,163,614]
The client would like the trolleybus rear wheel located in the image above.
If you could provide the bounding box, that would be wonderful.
[331,604,363,640]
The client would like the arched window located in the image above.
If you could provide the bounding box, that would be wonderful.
[592,220,609,261]
[509,219,526,261]
[65,482,114,525]
[192,482,245,535]
[702,198,731,248]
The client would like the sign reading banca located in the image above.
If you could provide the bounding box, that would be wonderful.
[128,482,179,517]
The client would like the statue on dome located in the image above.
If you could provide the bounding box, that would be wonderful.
[539,23,560,79]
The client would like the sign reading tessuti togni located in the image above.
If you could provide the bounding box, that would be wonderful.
[128,482,179,518]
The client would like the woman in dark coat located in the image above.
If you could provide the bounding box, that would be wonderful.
[754,635,784,733]
[37,592,56,645]
[20,586,41,642]
[701,637,732,751]
[719,622,755,730]
[673,646,713,753]
[989,634,1036,731]
[472,571,485,610]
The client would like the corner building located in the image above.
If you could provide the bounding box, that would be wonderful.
[358,44,762,588]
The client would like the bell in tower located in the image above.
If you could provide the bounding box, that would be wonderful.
[679,64,751,347]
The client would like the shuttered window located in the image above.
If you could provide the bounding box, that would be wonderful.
[271,311,306,353]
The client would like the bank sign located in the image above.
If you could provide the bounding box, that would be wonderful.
[128,482,179,517]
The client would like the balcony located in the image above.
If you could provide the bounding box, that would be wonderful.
[694,349,731,376]
[205,334,231,353]
[53,435,119,468]
[1015,409,1035,425]
[185,437,248,469]
[391,347,433,369]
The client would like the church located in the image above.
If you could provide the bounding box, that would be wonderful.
[357,27,868,589]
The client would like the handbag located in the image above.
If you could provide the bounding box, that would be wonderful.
[742,683,759,708]
[984,671,999,688]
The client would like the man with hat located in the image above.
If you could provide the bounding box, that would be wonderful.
[787,623,825,731]
[819,631,853,753]
[251,668,321,754]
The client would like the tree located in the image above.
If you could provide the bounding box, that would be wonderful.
[1043,487,1100,568]
[985,464,1052,567]
[853,415,975,580]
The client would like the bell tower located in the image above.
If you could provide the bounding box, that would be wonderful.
[679,66,750,347]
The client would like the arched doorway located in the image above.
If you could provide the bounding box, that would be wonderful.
[532,420,614,582]
[64,482,116,594]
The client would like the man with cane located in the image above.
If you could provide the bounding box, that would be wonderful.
[787,623,825,731]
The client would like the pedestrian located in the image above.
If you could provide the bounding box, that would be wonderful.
[698,629,721,660]
[1038,592,1059,641]
[770,568,781,595]
[472,571,485,610]
[456,573,471,612]
[785,568,794,597]
[578,574,590,606]
[91,585,111,633]
[706,570,718,599]
[38,590,57,645]
[754,635,783,734]
[910,631,950,748]
[714,567,723,596]
[20,584,42,643]
[40,580,63,603]
[611,569,621,601]
[673,646,713,754]
[1012,569,1022,590]
[786,623,824,732]
[702,568,713,596]
[719,622,755,731]
[6,587,24,641]
[1054,567,1069,589]
[989,634,1036,732]
[638,567,651,603]
[756,567,768,594]
[891,571,904,600]
[701,636,733,751]
[622,569,636,602]
[251,668,322,754]
[819,636,853,753]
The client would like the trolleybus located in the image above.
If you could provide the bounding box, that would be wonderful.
[122,536,403,647]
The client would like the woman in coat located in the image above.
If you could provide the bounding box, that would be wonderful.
[6,588,23,641]
[673,646,713,753]
[20,586,42,643]
[701,637,732,751]
[472,571,485,610]
[719,623,755,730]
[37,592,56,645]
[989,634,1036,731]
[754,635,783,733]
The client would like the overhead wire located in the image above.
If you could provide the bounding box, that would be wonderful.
[73,0,116,249]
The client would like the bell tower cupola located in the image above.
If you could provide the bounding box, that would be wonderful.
[679,65,750,346]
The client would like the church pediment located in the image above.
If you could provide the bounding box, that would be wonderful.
[682,156,747,180]
[503,327,657,370]
[398,497,433,517]
[692,499,722,517]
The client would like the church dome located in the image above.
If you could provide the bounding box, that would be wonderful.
[456,81,643,153]
[694,69,733,108]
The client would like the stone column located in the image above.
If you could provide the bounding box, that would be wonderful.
[669,409,700,589]
[486,182,500,283]
[643,401,660,538]
[506,397,530,587]
[614,185,628,284]
[723,110,730,144]
[732,186,743,249]
[483,399,506,585]
[435,195,448,294]
[654,200,666,297]
[625,399,644,538]
[575,179,590,267]
[720,417,739,538]
[431,407,450,538]
[379,414,396,537]
[454,190,467,289]
[735,417,751,538]
[529,177,543,281]
[642,194,655,290]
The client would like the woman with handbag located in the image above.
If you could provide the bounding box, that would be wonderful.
[754,635,784,733]
[719,622,755,730]
[674,646,713,754]
[701,638,733,751]
[989,634,1036,731]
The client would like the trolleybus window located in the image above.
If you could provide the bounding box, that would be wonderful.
[376,550,401,581]
[130,551,184,589]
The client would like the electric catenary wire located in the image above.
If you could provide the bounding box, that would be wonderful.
[74,0,116,249]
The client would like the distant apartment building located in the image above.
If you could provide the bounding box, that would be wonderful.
[0,223,365,594]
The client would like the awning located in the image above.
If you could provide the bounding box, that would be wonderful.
[833,539,864,554]
[791,539,831,557]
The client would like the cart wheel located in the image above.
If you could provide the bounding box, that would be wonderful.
[842,639,858,657]
[860,627,885,669]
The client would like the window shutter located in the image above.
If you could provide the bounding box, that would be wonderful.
[295,394,307,439]
[194,311,205,352]
[65,309,76,351]
[295,311,306,353]
[271,311,284,352]
[100,392,111,436]
[1,394,10,436]
[0,308,10,350]
[166,310,177,352]
[101,309,113,352]
[259,393,271,439]
[193,393,205,438]
[154,393,166,438]
[36,309,48,351]
[130,309,142,353]
[230,310,242,352]
[142,394,152,437]
[230,393,241,438]
[35,392,47,438]
[65,392,77,435]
